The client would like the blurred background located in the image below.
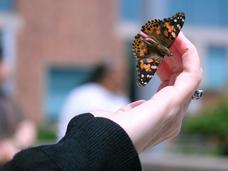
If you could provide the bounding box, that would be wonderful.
[0,0,228,170]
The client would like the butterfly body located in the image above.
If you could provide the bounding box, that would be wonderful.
[132,12,185,87]
[143,38,172,57]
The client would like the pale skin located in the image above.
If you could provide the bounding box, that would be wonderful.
[93,32,203,153]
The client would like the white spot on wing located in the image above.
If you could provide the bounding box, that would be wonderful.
[177,24,181,29]
[151,65,157,69]
[171,32,176,38]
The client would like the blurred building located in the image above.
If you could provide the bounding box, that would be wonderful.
[0,0,130,122]
[1,0,228,122]
[1,0,228,169]
[0,0,21,94]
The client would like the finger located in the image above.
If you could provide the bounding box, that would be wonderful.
[157,43,182,82]
[166,45,183,72]
[117,100,146,112]
[157,60,172,81]
[173,32,201,73]
[172,32,202,99]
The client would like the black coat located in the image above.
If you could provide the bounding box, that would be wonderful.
[1,113,141,171]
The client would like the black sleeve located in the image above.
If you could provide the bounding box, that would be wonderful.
[1,113,142,171]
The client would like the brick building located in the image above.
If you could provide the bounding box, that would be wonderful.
[14,0,127,122]
[7,0,228,123]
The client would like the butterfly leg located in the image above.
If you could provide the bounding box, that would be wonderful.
[156,44,172,56]
[143,39,159,48]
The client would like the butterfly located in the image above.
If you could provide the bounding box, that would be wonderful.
[132,12,185,87]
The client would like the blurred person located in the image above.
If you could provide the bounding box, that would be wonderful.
[0,33,202,170]
[0,49,36,165]
[58,60,129,139]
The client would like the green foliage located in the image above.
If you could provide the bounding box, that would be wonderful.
[183,98,228,155]
[183,100,228,138]
[37,123,57,142]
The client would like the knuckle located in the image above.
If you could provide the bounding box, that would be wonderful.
[174,127,181,137]
[189,44,197,53]
[170,127,181,138]
[190,68,203,87]
[195,68,203,85]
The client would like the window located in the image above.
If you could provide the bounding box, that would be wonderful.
[0,0,15,12]
[204,46,228,89]
[44,67,91,121]
[0,30,3,51]
[166,0,228,26]
[120,0,143,22]
[0,18,19,95]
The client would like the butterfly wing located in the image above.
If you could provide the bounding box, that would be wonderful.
[136,55,162,87]
[132,12,185,86]
[132,34,163,87]
[141,12,185,48]
[132,34,150,59]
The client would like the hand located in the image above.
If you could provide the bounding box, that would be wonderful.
[0,140,19,164]
[92,32,202,153]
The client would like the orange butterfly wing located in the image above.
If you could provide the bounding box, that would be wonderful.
[132,12,185,86]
